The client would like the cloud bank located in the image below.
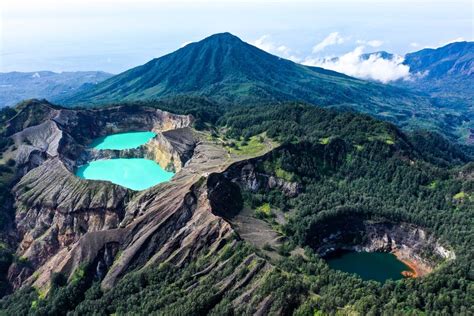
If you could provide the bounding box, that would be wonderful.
[253,32,412,83]
[252,35,301,62]
[312,32,345,53]
[303,46,410,83]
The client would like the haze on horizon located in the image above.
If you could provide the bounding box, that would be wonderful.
[1,0,472,75]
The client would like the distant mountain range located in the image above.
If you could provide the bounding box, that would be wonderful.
[318,41,473,105]
[360,42,473,105]
[369,42,473,143]
[60,33,472,142]
[0,71,112,108]
[404,41,473,80]
[397,42,473,109]
[4,34,472,143]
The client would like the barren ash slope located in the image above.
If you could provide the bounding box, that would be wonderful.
[0,34,472,315]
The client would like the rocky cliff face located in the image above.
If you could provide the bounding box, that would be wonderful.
[146,128,197,172]
[77,127,196,172]
[23,135,242,292]
[5,101,200,291]
[7,101,194,171]
[4,100,288,302]
[311,215,455,276]
[222,156,302,198]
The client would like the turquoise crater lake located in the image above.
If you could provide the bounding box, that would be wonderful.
[76,158,174,191]
[90,131,156,150]
[326,251,412,282]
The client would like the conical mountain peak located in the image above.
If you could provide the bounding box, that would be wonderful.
[63,32,431,132]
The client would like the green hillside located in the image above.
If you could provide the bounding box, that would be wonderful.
[62,33,467,140]
[0,99,472,315]
[398,42,474,143]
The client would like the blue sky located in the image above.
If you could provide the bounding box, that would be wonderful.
[1,0,472,74]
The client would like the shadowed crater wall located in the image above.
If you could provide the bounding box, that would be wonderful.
[306,211,456,276]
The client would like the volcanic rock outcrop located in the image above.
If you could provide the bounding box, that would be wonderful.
[5,100,204,290]
[5,99,290,303]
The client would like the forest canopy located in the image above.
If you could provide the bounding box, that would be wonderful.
[0,98,472,315]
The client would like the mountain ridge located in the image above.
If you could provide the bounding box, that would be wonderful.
[59,33,471,143]
[60,33,422,103]
[403,41,473,78]
[63,32,378,105]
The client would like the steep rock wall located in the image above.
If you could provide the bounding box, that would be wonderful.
[8,102,194,170]
[310,215,455,276]
[8,158,128,288]
[24,138,237,292]
[222,157,302,197]
[77,127,196,172]
[5,102,195,291]
[145,128,196,172]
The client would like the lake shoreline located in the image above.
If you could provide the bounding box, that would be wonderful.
[392,249,431,278]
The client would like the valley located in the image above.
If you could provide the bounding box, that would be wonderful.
[0,71,113,108]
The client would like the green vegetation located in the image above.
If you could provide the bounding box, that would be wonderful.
[0,106,18,298]
[225,134,272,156]
[60,33,469,143]
[258,159,298,183]
[319,137,330,145]
[0,99,472,314]
[453,191,466,200]
[219,102,473,314]
[256,203,271,217]
[453,191,472,202]
[428,180,438,189]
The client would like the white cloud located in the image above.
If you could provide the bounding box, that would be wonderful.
[180,41,193,48]
[303,46,410,83]
[277,45,290,54]
[253,35,276,52]
[252,35,301,62]
[312,32,345,53]
[252,35,409,82]
[410,42,420,48]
